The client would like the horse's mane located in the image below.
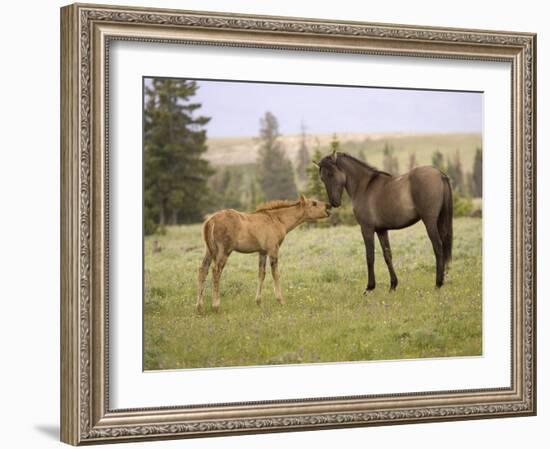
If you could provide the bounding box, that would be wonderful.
[255,199,301,213]
[339,152,392,177]
[320,152,391,177]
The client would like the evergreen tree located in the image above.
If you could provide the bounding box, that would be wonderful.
[408,151,417,170]
[446,149,465,195]
[382,143,399,175]
[465,173,474,197]
[219,169,243,210]
[305,143,326,200]
[432,150,444,171]
[329,133,340,155]
[144,78,212,232]
[246,176,264,211]
[295,122,310,182]
[471,147,483,197]
[256,112,298,200]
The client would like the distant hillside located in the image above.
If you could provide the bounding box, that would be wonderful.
[205,132,482,175]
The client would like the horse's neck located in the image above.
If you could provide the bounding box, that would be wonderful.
[269,206,305,233]
[337,157,378,198]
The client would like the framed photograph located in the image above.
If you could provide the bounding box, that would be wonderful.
[60,3,536,445]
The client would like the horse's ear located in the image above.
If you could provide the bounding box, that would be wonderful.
[299,193,306,204]
[331,149,338,162]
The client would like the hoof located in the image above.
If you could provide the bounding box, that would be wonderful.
[389,286,397,292]
[212,304,220,313]
[255,298,261,306]
[363,286,376,295]
[196,303,204,314]
[277,299,285,306]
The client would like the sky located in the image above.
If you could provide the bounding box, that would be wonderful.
[146,78,482,138]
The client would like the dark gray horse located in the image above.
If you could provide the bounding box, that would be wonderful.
[316,151,453,292]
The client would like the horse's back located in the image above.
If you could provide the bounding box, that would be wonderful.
[203,209,275,254]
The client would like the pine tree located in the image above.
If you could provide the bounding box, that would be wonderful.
[246,177,263,211]
[329,133,340,155]
[446,150,465,195]
[432,150,444,171]
[382,143,399,175]
[144,79,212,231]
[256,112,298,201]
[408,151,417,170]
[219,169,243,210]
[295,122,310,183]
[471,147,482,197]
[305,143,326,201]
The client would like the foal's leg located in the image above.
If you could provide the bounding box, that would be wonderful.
[422,218,444,288]
[377,230,398,290]
[268,250,284,305]
[196,251,212,313]
[361,224,376,293]
[255,253,267,305]
[212,252,229,312]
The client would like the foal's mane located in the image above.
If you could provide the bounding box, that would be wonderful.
[254,199,301,213]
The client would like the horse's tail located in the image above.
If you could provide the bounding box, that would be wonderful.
[438,175,453,270]
[202,215,217,258]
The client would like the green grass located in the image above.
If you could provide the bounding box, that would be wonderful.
[144,218,482,370]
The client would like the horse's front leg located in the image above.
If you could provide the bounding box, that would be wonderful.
[268,250,284,305]
[377,230,398,291]
[255,253,267,306]
[361,224,376,293]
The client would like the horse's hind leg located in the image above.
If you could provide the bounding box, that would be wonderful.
[422,218,444,288]
[268,250,284,305]
[377,230,398,290]
[212,253,229,312]
[196,251,212,313]
[255,253,267,306]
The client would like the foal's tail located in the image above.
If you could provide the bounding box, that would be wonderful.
[438,175,453,270]
[202,216,217,257]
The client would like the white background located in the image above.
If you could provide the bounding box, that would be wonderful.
[0,0,545,448]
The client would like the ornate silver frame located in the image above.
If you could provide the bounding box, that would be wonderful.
[60,3,536,445]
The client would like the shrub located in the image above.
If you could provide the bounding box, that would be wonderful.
[453,192,474,217]
[144,207,158,235]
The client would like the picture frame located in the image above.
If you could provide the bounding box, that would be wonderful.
[60,2,536,445]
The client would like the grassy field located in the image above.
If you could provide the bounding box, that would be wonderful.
[144,218,482,370]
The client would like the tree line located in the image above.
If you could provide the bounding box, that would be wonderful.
[144,79,482,234]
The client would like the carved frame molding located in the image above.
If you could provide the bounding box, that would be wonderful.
[61,3,536,445]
